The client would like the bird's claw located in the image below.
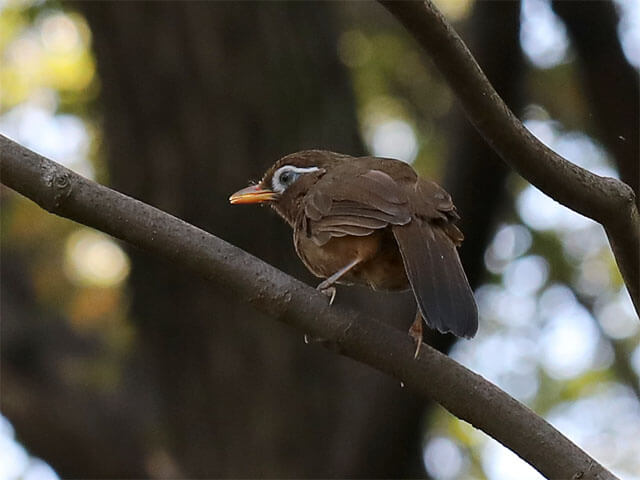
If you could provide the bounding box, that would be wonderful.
[409,314,424,359]
[317,283,336,305]
[304,333,327,344]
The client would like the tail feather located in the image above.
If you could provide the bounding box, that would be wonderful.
[392,221,478,338]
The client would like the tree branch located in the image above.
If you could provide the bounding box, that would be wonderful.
[551,0,639,204]
[0,135,618,479]
[378,0,639,317]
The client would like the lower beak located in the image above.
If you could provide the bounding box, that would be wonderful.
[229,184,278,204]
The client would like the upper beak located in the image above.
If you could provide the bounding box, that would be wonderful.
[229,184,278,204]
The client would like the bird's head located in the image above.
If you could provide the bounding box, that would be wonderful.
[229,150,351,223]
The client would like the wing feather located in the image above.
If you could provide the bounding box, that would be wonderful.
[303,168,411,245]
[392,221,478,338]
[316,215,389,230]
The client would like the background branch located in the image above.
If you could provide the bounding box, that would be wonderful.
[0,135,618,480]
[551,0,639,204]
[379,0,639,316]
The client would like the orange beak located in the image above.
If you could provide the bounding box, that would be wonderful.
[229,184,278,205]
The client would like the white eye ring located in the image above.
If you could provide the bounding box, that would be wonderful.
[271,165,320,193]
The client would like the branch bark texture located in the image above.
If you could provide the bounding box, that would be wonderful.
[379,0,639,316]
[0,135,618,480]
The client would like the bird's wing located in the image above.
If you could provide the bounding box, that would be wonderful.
[302,169,412,246]
[302,166,478,337]
[392,178,477,338]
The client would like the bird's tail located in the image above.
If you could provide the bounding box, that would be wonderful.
[392,221,478,338]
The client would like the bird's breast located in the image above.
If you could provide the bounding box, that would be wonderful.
[294,228,409,291]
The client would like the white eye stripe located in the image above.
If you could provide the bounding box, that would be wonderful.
[271,165,320,193]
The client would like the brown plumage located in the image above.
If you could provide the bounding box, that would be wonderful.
[230,150,478,354]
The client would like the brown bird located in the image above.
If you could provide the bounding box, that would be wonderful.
[229,150,478,356]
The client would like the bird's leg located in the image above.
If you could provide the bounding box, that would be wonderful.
[409,310,424,359]
[305,258,362,346]
[316,258,362,305]
[318,285,337,306]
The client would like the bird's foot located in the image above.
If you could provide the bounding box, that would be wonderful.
[409,313,424,359]
[316,282,337,305]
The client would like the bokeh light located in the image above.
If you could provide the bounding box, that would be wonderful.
[484,224,533,274]
[482,439,544,480]
[547,383,640,479]
[0,103,94,178]
[368,119,418,163]
[40,12,81,54]
[0,7,95,109]
[432,0,474,22]
[596,288,639,340]
[423,436,465,480]
[22,461,59,480]
[539,303,599,379]
[517,112,618,234]
[519,0,570,68]
[0,417,29,480]
[64,229,130,288]
[504,255,549,297]
[614,0,640,68]
[632,346,640,377]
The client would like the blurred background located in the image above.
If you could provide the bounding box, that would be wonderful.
[1,0,639,478]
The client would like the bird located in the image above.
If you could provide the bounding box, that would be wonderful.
[229,150,478,356]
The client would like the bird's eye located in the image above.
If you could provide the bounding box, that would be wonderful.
[272,165,320,193]
[281,171,292,184]
[279,170,298,186]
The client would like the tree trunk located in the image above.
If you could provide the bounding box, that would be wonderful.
[75,2,424,477]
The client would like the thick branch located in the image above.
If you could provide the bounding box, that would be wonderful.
[0,135,618,479]
[379,0,639,316]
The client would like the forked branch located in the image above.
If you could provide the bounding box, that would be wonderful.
[379,0,639,316]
